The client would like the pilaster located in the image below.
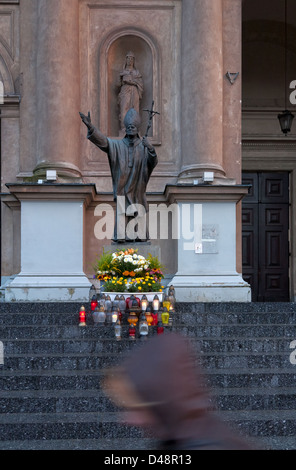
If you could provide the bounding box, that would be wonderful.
[34,0,81,180]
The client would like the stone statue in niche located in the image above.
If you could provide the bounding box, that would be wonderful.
[118,51,144,134]
[79,108,158,243]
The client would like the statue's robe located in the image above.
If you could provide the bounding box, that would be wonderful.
[118,68,144,130]
[88,128,157,241]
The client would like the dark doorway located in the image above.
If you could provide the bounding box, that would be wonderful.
[242,172,290,302]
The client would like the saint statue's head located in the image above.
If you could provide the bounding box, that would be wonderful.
[124,108,141,136]
[125,51,135,68]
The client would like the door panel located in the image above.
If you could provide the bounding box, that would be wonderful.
[242,172,289,302]
[242,204,259,301]
[258,203,289,301]
[260,172,289,204]
[242,173,259,203]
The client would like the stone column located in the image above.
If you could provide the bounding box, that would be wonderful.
[35,0,81,180]
[178,0,225,183]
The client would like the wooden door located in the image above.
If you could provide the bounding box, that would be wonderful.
[242,172,290,302]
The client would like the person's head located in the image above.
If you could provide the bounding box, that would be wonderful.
[124,108,141,137]
[103,333,210,441]
[103,333,254,450]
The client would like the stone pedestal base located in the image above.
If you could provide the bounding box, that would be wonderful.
[164,185,251,303]
[3,184,95,302]
[170,274,251,302]
[5,275,91,302]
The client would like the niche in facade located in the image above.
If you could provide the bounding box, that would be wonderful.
[99,29,161,142]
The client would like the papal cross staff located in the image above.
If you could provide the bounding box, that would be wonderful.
[143,101,160,137]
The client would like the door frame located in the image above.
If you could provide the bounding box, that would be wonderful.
[242,142,296,301]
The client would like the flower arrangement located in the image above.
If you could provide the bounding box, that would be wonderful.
[93,248,165,293]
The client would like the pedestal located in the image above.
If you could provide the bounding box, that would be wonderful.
[4,184,95,302]
[166,185,251,302]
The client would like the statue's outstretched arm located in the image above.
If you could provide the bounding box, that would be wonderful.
[79,111,108,149]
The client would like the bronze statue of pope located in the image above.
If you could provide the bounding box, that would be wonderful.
[80,108,158,242]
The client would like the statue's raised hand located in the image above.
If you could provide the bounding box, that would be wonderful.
[79,111,93,130]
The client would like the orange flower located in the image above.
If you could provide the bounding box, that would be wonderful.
[123,271,130,276]
[129,271,136,277]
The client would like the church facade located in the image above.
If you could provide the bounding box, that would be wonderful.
[0,0,295,302]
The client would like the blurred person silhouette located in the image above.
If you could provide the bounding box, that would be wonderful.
[104,332,253,450]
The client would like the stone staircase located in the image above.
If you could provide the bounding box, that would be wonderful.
[0,302,296,450]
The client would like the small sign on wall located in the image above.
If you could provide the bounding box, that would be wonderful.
[195,225,219,254]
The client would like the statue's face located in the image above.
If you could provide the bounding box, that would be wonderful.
[126,124,138,137]
[126,55,134,67]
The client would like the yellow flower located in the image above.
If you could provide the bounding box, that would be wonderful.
[138,286,142,290]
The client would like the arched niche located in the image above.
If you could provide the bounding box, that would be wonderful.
[0,43,15,96]
[99,28,161,143]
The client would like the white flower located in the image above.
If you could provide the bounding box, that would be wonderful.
[144,265,148,270]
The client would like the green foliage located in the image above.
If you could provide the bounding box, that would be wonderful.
[93,250,113,274]
[147,254,164,271]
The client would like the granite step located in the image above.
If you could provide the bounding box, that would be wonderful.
[0,351,294,371]
[1,336,294,354]
[0,437,157,451]
[0,388,294,414]
[1,323,296,339]
[0,368,295,390]
[0,408,294,450]
[0,302,295,450]
[1,310,296,325]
